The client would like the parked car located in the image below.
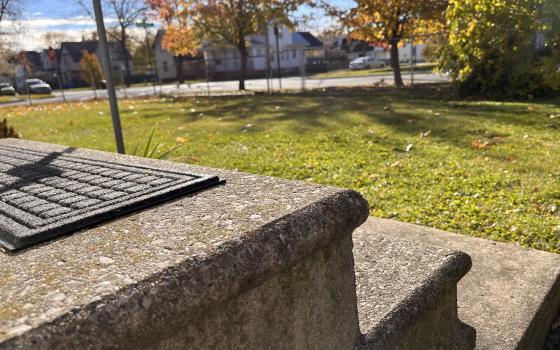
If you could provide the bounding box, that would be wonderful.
[0,83,16,96]
[19,79,52,94]
[349,57,385,70]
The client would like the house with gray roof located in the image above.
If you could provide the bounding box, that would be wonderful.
[59,41,133,87]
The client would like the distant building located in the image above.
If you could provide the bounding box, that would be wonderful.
[200,26,325,80]
[15,51,47,89]
[40,48,61,72]
[153,30,205,82]
[15,51,43,76]
[327,37,427,66]
[59,41,133,87]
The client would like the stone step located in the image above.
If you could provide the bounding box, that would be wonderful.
[359,217,560,350]
[353,228,476,349]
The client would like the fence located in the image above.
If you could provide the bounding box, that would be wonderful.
[0,41,441,106]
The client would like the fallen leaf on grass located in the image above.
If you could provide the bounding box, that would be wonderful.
[405,144,413,152]
[419,130,431,138]
[390,160,401,167]
[175,137,187,144]
[471,139,490,149]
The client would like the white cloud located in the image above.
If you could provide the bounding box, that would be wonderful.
[2,15,151,51]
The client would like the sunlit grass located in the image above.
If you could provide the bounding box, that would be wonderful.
[4,85,560,252]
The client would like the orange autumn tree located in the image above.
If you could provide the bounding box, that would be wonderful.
[148,0,311,90]
[336,0,447,87]
[80,50,103,88]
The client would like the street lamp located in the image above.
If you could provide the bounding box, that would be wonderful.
[92,0,125,154]
[136,18,157,95]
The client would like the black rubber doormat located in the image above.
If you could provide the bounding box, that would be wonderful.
[0,145,222,251]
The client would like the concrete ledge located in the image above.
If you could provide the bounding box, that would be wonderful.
[361,217,560,350]
[0,139,369,349]
[353,229,475,349]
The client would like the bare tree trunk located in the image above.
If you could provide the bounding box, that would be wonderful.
[390,36,404,88]
[174,55,185,84]
[238,42,247,90]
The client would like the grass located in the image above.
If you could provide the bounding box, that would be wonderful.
[3,85,560,252]
[311,63,436,79]
[0,94,53,104]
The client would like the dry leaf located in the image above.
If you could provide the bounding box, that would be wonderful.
[471,139,490,149]
[420,130,431,138]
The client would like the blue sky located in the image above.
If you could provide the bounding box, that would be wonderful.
[13,0,351,50]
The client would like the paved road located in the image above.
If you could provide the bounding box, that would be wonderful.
[0,72,448,108]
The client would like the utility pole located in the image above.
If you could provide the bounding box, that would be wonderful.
[93,0,125,154]
[49,48,66,102]
[136,18,157,95]
[274,25,282,90]
[56,68,66,102]
[299,47,306,91]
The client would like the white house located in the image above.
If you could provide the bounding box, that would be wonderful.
[153,30,178,81]
[153,30,205,82]
[201,26,325,80]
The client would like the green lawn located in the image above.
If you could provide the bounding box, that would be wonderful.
[4,85,560,252]
[0,94,53,104]
[311,63,436,79]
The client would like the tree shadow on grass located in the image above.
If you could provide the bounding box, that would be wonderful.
[130,85,558,149]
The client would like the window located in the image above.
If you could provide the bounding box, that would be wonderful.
[163,61,168,72]
[293,50,297,59]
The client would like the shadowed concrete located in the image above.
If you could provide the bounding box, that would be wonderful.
[360,217,560,350]
[353,230,475,349]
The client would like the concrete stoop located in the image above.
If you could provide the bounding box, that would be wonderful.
[356,217,560,350]
[353,229,476,349]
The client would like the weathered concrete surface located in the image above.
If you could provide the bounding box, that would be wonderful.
[353,230,475,349]
[361,217,560,350]
[0,138,369,349]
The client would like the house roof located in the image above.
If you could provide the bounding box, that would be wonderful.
[20,51,43,71]
[60,41,131,62]
[153,29,165,49]
[291,32,323,48]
